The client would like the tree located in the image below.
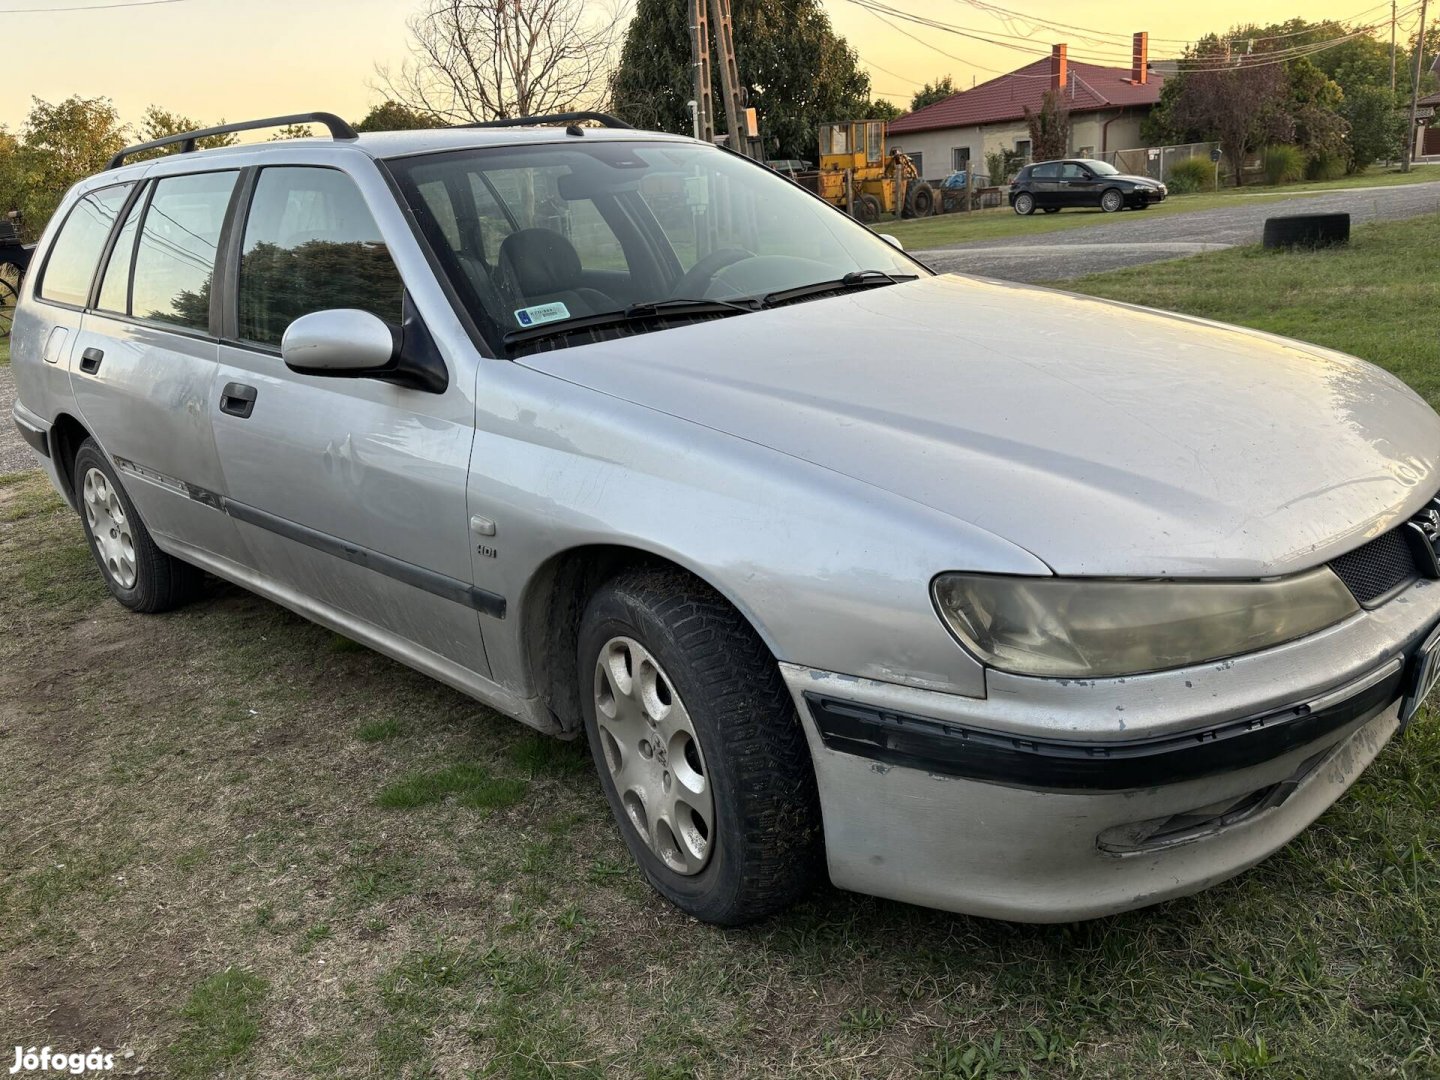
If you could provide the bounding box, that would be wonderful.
[7,96,127,237]
[354,101,444,132]
[909,76,955,113]
[867,99,902,121]
[1341,84,1406,170]
[377,0,622,123]
[1170,55,1292,185]
[610,0,875,160]
[269,124,313,140]
[1023,89,1070,162]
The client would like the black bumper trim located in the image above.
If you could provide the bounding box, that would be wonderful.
[804,663,1403,792]
[13,413,50,459]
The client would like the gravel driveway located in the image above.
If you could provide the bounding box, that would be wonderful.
[917,180,1440,282]
[0,363,31,475]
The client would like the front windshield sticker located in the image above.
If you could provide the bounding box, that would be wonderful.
[514,301,571,327]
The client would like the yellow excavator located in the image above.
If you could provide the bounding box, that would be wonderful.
[812,120,935,222]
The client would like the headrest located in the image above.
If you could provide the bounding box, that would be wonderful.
[498,228,583,296]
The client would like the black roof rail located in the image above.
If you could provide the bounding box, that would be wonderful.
[460,111,632,130]
[106,111,359,170]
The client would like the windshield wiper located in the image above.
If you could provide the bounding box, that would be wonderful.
[759,270,919,308]
[503,297,760,347]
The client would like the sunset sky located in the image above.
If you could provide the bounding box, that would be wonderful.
[1,0,1418,133]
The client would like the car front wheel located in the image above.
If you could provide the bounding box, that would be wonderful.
[578,567,823,926]
[1013,192,1035,216]
[1100,188,1125,213]
[73,438,203,612]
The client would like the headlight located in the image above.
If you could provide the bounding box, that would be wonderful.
[932,569,1359,678]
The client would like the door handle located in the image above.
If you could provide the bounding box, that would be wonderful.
[219,382,258,419]
[79,347,103,374]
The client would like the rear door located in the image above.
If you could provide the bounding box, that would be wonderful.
[66,170,251,564]
[1028,163,1061,206]
[210,163,490,674]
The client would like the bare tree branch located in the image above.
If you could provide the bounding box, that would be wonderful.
[375,0,626,123]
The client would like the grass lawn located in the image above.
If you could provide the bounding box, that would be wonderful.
[878,163,1440,250]
[3,218,1440,1078]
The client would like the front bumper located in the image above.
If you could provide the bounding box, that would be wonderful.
[784,575,1440,922]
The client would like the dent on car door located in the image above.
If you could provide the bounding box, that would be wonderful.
[66,171,252,565]
[210,164,492,676]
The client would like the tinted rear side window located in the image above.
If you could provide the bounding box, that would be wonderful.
[131,171,237,330]
[37,184,133,307]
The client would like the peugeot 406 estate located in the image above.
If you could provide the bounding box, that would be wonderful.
[11,111,1440,925]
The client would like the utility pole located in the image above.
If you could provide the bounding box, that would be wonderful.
[708,0,750,155]
[688,0,714,144]
[1392,0,1399,93]
[1404,0,1429,172]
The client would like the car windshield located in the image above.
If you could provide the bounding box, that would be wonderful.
[388,140,921,353]
[1081,160,1120,176]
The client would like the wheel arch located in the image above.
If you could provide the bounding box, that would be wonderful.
[47,411,94,509]
[519,542,783,734]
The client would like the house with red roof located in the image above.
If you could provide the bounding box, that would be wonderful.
[887,34,1164,181]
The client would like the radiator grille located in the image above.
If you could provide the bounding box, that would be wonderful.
[1329,528,1419,606]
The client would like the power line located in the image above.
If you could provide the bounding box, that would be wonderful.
[0,0,190,12]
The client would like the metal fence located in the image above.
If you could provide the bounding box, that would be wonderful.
[1099,142,1220,181]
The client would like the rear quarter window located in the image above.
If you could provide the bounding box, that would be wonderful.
[36,184,134,307]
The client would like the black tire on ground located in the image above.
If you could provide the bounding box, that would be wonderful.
[1042,207,1060,214]
[857,193,882,224]
[578,567,823,926]
[1013,192,1036,216]
[906,182,936,218]
[1100,188,1125,213]
[1263,213,1350,249]
[72,439,204,613]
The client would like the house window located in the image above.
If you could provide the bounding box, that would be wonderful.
[951,147,970,171]
[1015,139,1032,161]
[1076,146,1095,158]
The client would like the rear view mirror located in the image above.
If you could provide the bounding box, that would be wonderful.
[281,309,398,374]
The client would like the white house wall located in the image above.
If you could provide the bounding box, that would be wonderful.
[890,109,1149,181]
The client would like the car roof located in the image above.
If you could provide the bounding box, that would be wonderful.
[99,125,699,183]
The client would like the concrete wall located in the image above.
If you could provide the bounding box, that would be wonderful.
[889,108,1151,182]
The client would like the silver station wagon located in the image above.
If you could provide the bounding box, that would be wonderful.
[12,111,1440,925]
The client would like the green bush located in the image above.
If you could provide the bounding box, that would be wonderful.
[1165,156,1214,194]
[1306,150,1347,181]
[1262,144,1306,185]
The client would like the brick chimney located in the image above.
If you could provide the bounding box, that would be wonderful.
[1131,32,1148,84]
[1051,44,1068,93]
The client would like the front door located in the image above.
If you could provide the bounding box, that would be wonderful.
[67,170,251,565]
[210,164,490,675]
[1058,162,1100,207]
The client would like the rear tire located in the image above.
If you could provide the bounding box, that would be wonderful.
[578,567,823,926]
[856,193,882,224]
[73,439,203,613]
[906,182,936,218]
[1013,192,1036,216]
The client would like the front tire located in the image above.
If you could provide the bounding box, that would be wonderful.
[73,439,202,613]
[1013,192,1036,216]
[1100,188,1125,213]
[578,567,822,925]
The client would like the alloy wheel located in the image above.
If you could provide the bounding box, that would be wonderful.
[82,467,137,589]
[593,635,714,875]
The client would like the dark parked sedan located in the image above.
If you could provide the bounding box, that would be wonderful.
[1009,158,1166,215]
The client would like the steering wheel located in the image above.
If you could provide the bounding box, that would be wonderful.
[673,247,756,297]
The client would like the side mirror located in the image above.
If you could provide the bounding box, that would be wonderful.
[878,233,903,251]
[281,309,398,375]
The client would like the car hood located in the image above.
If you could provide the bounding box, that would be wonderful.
[1106,173,1161,187]
[518,275,1440,577]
